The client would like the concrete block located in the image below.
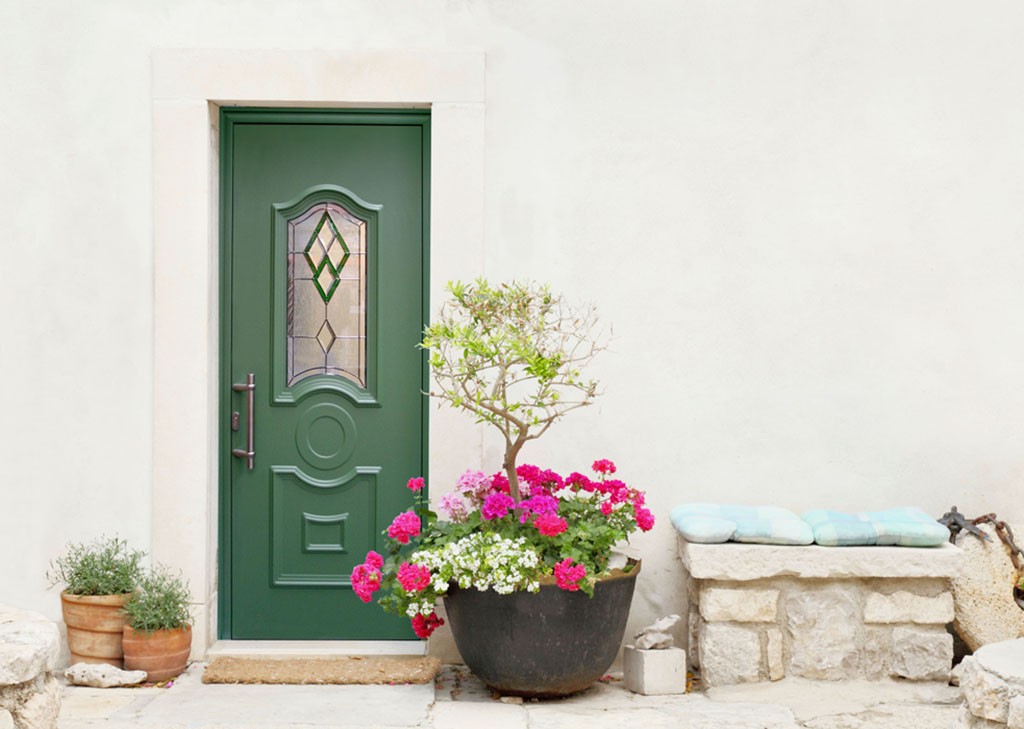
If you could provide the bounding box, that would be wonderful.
[623,646,687,695]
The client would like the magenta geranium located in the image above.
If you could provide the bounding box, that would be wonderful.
[397,563,432,592]
[554,558,587,591]
[353,459,652,636]
[386,512,421,544]
[533,512,568,536]
[407,477,425,492]
[481,492,515,521]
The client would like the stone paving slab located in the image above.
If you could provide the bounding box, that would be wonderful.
[57,662,967,729]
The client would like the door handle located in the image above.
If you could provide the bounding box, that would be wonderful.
[231,373,255,470]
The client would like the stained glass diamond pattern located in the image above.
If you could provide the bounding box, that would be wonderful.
[304,212,350,302]
[316,320,336,354]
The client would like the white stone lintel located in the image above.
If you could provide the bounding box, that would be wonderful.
[678,536,962,581]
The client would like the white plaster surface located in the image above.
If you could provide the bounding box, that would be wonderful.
[3,2,1024,667]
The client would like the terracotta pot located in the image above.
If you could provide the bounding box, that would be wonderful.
[122,625,192,682]
[61,592,132,667]
[443,561,640,698]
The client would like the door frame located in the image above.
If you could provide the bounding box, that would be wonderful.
[151,50,485,656]
[218,108,431,639]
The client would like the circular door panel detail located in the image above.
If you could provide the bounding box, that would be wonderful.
[295,403,357,470]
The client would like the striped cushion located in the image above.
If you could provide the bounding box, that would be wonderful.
[802,507,948,547]
[670,504,814,545]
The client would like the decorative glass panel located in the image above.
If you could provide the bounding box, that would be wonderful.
[287,202,367,387]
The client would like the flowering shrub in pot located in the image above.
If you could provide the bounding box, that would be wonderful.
[351,280,654,696]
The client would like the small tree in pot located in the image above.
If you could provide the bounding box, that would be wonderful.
[48,536,145,667]
[423,279,604,502]
[352,280,655,697]
[121,566,193,683]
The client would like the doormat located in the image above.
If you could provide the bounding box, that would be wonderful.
[201,655,442,685]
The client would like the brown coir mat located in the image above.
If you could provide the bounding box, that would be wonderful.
[202,655,441,685]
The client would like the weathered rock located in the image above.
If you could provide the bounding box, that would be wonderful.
[10,676,59,729]
[0,709,12,729]
[956,702,1008,728]
[890,626,952,680]
[701,588,778,623]
[64,663,147,688]
[951,661,965,687]
[698,622,761,686]
[0,608,60,686]
[786,588,860,680]
[961,640,1024,723]
[765,628,784,681]
[864,590,954,624]
[953,524,1024,652]
[634,614,681,650]
[861,627,892,680]
[1009,696,1024,729]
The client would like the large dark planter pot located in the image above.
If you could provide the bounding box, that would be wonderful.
[443,562,639,698]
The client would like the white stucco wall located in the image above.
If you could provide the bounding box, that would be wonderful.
[2,0,1023,655]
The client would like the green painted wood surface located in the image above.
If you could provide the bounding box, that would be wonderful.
[220,110,429,639]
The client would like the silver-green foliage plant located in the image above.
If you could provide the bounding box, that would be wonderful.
[47,536,145,596]
[422,279,605,502]
[123,566,193,632]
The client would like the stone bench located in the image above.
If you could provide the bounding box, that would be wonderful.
[679,537,963,687]
[0,606,61,729]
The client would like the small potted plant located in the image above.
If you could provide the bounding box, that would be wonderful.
[48,536,145,667]
[351,280,655,697]
[121,566,193,682]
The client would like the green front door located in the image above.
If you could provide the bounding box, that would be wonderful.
[219,110,428,639]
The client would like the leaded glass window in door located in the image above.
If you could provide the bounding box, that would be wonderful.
[286,202,367,387]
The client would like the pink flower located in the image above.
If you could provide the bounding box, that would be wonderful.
[592,459,617,475]
[439,492,468,522]
[397,563,432,593]
[534,512,568,537]
[554,558,587,592]
[456,470,490,498]
[517,494,560,523]
[365,551,384,570]
[407,477,425,492]
[635,506,655,532]
[600,501,614,517]
[411,611,444,639]
[351,563,382,603]
[387,511,421,544]
[481,492,514,521]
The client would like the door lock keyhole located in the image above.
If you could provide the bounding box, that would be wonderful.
[231,412,240,432]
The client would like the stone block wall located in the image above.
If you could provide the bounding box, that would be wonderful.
[679,538,963,687]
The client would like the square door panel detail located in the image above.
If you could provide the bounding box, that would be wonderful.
[271,466,379,587]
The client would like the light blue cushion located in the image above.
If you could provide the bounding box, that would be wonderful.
[671,504,814,545]
[802,507,947,547]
